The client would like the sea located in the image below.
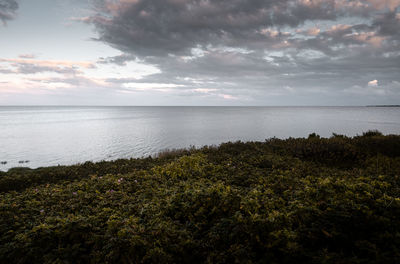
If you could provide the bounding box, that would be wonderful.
[1,106,399,171]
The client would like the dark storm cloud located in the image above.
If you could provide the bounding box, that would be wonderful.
[87,0,400,54]
[0,0,18,24]
[82,0,400,104]
[87,0,359,56]
[373,11,400,38]
[86,0,400,58]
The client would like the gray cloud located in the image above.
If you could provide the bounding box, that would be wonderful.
[97,53,136,66]
[0,0,18,24]
[86,0,350,56]
[373,11,400,38]
[15,63,81,75]
[86,0,399,56]
[18,54,36,59]
[81,0,400,105]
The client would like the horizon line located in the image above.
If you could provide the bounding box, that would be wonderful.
[0,104,399,107]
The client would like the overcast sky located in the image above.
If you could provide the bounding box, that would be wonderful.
[1,0,399,105]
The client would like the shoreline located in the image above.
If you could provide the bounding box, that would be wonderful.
[1,130,399,173]
[0,130,400,174]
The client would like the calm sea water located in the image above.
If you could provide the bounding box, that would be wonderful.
[1,106,399,171]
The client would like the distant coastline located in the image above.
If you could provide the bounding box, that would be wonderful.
[366,105,400,107]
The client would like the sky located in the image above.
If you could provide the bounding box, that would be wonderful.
[0,0,399,106]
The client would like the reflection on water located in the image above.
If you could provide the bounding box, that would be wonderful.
[1,106,399,170]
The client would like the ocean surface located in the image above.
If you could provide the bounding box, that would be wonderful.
[1,106,399,171]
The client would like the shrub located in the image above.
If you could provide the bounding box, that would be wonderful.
[1,133,400,263]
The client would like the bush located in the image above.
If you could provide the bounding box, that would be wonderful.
[1,133,400,263]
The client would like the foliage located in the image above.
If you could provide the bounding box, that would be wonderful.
[1,132,400,263]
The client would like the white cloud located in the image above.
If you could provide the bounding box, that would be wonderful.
[122,82,184,91]
[219,94,238,100]
[368,79,378,86]
[193,88,217,93]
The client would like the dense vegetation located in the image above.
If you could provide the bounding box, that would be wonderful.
[1,131,400,263]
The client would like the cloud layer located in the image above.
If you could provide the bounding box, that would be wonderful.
[74,0,400,104]
[86,0,399,55]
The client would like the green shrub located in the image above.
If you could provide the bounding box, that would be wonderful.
[1,133,400,263]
